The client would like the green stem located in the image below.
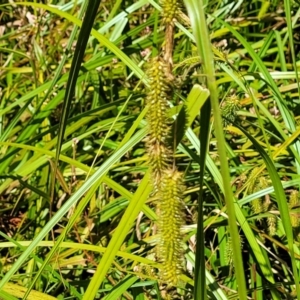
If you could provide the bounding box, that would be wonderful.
[183,0,247,298]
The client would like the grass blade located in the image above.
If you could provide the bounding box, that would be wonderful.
[53,0,101,198]
[235,122,300,298]
[82,172,152,299]
[183,0,247,298]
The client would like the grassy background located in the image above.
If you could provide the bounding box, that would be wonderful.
[0,0,300,299]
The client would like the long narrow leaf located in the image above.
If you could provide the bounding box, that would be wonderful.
[183,0,247,298]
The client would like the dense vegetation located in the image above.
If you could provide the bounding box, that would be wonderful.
[0,0,300,299]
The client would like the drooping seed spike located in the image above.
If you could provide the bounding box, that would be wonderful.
[145,57,173,185]
[156,169,185,286]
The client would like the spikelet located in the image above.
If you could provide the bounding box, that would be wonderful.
[161,0,180,25]
[266,206,277,236]
[289,190,300,228]
[225,236,244,271]
[224,236,233,266]
[157,169,184,286]
[174,55,201,71]
[264,200,277,236]
[251,198,264,215]
[258,177,277,236]
[250,175,267,215]
[247,167,261,191]
[136,263,156,278]
[221,94,241,127]
[251,176,278,235]
[145,57,173,186]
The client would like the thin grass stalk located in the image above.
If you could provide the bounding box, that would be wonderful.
[183,0,247,298]
[283,0,300,102]
[195,99,211,300]
[53,0,101,202]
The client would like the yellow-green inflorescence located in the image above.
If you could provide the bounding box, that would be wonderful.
[289,190,300,228]
[266,204,277,236]
[249,172,265,215]
[145,57,185,285]
[224,236,244,270]
[250,174,278,235]
[157,169,184,285]
[161,0,180,25]
[145,57,173,185]
[221,94,241,127]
